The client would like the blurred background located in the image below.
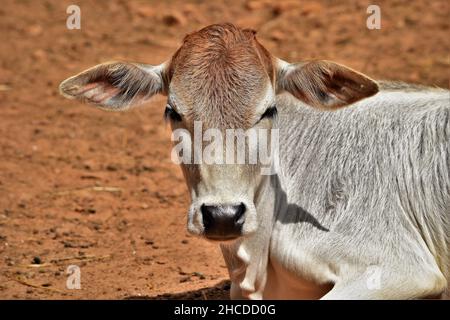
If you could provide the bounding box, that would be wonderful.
[0,0,448,299]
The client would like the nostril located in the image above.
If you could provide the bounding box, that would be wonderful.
[201,204,213,229]
[234,202,246,225]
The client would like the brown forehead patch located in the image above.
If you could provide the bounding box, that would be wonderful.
[168,23,273,129]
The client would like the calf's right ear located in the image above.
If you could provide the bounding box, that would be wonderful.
[275,59,379,110]
[59,61,167,111]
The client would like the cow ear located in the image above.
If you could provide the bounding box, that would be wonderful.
[276,59,379,110]
[59,61,167,111]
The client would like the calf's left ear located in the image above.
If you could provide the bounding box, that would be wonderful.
[276,59,379,110]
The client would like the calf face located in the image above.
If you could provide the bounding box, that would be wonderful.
[59,23,378,242]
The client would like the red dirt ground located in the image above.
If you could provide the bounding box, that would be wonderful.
[0,0,448,299]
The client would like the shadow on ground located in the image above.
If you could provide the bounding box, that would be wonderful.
[124,280,231,300]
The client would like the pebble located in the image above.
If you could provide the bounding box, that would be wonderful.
[32,256,41,264]
[162,12,186,26]
[27,25,43,36]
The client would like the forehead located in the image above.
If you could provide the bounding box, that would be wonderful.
[168,24,272,129]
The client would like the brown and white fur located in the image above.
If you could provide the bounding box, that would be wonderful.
[59,23,449,299]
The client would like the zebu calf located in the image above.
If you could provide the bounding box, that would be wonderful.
[59,23,449,299]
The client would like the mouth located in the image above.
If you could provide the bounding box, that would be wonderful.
[204,234,241,242]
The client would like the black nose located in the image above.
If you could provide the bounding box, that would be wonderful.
[201,203,246,239]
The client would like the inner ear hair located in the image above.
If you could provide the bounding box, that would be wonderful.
[59,62,164,110]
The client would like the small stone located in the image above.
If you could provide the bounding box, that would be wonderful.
[140,203,149,209]
[300,2,324,16]
[245,0,266,11]
[162,12,186,26]
[32,49,47,60]
[193,272,206,280]
[27,25,43,36]
[269,30,286,42]
[136,6,154,18]
[106,164,118,171]
[32,256,41,264]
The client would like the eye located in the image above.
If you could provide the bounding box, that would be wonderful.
[259,105,277,121]
[164,104,182,122]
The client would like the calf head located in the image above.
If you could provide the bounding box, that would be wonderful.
[59,23,378,242]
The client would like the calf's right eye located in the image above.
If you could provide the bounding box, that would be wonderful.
[164,104,182,122]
